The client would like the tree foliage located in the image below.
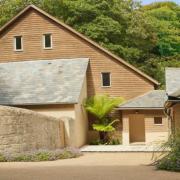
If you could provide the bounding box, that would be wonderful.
[84,94,124,142]
[84,94,124,122]
[0,0,179,87]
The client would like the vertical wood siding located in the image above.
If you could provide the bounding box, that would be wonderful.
[173,104,180,129]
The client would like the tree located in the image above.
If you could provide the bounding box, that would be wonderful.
[84,94,124,143]
[139,54,180,89]
[143,2,180,56]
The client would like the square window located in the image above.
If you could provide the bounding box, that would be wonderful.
[14,36,23,51]
[43,34,52,49]
[154,117,162,125]
[101,72,111,87]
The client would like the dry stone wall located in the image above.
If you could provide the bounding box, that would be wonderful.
[0,106,64,154]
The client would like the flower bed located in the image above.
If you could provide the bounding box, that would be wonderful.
[0,148,82,162]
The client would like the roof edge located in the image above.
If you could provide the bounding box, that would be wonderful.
[0,57,89,65]
[0,102,78,106]
[165,67,180,70]
[117,107,164,110]
[0,4,159,86]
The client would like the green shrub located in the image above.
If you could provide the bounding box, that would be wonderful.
[0,154,6,162]
[90,138,121,145]
[0,148,81,162]
[108,139,121,145]
[90,139,105,145]
[155,129,180,171]
[34,152,51,161]
[13,154,32,162]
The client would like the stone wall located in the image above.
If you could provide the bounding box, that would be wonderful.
[0,106,64,154]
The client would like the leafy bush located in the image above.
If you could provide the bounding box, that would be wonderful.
[155,130,180,171]
[0,148,81,162]
[90,138,121,145]
[84,94,124,143]
[89,140,100,145]
[108,138,121,145]
[0,154,6,162]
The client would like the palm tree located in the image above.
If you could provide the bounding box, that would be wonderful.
[84,94,124,143]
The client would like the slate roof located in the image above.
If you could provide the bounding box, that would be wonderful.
[166,68,180,98]
[118,90,167,109]
[0,58,89,105]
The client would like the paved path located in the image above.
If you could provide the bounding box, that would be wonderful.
[81,145,166,152]
[0,153,179,180]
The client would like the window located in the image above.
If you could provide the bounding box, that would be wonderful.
[14,36,23,51]
[101,72,111,87]
[43,34,52,49]
[154,117,163,125]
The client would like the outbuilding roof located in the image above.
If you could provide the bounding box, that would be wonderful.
[166,68,180,98]
[118,90,167,110]
[0,58,89,105]
[0,5,159,86]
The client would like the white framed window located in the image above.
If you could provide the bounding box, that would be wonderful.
[101,72,111,87]
[43,34,52,49]
[14,36,23,51]
[154,117,163,125]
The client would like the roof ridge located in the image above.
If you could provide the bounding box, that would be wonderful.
[0,4,159,85]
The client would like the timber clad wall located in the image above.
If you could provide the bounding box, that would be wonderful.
[123,110,168,132]
[173,104,180,129]
[122,110,169,145]
[0,9,154,99]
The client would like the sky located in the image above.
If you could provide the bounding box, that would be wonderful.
[142,0,180,4]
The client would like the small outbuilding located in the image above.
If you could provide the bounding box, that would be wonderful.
[118,90,169,145]
[0,58,89,147]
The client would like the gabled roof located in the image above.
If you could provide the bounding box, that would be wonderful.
[118,90,167,110]
[0,5,159,86]
[0,58,89,105]
[166,68,180,98]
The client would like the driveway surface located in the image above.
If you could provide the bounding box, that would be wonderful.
[0,153,179,180]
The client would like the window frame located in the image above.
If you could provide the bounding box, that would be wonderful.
[101,72,111,88]
[14,36,23,52]
[154,116,163,125]
[43,33,53,49]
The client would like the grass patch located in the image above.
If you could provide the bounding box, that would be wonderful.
[0,148,81,162]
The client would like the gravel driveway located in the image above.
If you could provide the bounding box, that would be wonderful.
[0,153,179,180]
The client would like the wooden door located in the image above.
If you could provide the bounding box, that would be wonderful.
[129,114,145,143]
